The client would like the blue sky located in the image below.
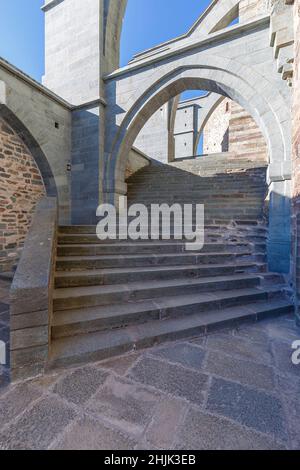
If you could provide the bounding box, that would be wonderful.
[0,0,212,82]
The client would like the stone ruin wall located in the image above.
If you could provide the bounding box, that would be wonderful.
[0,118,45,272]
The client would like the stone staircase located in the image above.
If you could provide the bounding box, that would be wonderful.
[49,156,293,369]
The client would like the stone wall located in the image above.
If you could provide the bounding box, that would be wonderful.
[292,0,300,304]
[228,102,268,161]
[134,104,170,163]
[0,118,45,272]
[203,99,230,154]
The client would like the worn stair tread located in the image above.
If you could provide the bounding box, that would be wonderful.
[55,261,264,278]
[57,241,252,249]
[56,250,256,262]
[53,274,263,300]
[52,288,288,328]
[50,299,292,366]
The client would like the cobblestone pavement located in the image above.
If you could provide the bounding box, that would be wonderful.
[0,278,300,450]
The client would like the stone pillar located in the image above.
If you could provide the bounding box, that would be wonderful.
[174,101,199,159]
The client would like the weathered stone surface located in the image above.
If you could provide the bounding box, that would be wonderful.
[175,407,285,450]
[11,310,48,331]
[128,356,209,405]
[145,397,187,449]
[86,376,160,436]
[0,384,41,428]
[97,352,141,376]
[233,323,270,345]
[206,332,272,364]
[204,350,275,391]
[11,345,48,368]
[55,415,137,450]
[9,196,57,380]
[11,326,48,351]
[10,197,57,316]
[0,396,76,450]
[207,378,287,441]
[53,366,108,405]
[271,339,300,378]
[152,342,206,370]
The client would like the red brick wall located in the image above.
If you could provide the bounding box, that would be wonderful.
[0,118,46,272]
[228,102,268,162]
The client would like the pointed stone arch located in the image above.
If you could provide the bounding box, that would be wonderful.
[105,59,290,197]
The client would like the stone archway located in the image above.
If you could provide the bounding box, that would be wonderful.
[105,62,290,198]
[104,44,292,273]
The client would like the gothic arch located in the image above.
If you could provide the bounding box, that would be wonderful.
[105,57,290,198]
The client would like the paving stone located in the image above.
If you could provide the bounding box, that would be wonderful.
[233,323,270,345]
[29,371,62,391]
[276,374,300,397]
[282,394,300,449]
[175,407,285,450]
[86,375,159,436]
[271,340,300,378]
[206,332,272,364]
[152,342,206,370]
[189,336,207,347]
[97,352,141,376]
[53,366,109,405]
[54,415,137,450]
[0,383,41,428]
[206,378,287,441]
[0,396,77,450]
[145,397,187,449]
[128,356,209,405]
[204,350,275,391]
[264,319,300,343]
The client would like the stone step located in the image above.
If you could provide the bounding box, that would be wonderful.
[49,299,292,368]
[57,241,261,257]
[129,194,264,199]
[58,223,267,234]
[57,234,267,248]
[52,285,286,338]
[55,261,265,288]
[53,275,264,311]
[56,251,265,271]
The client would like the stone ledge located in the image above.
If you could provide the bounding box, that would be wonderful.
[41,0,64,13]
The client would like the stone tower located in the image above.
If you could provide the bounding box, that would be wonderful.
[42,0,127,223]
